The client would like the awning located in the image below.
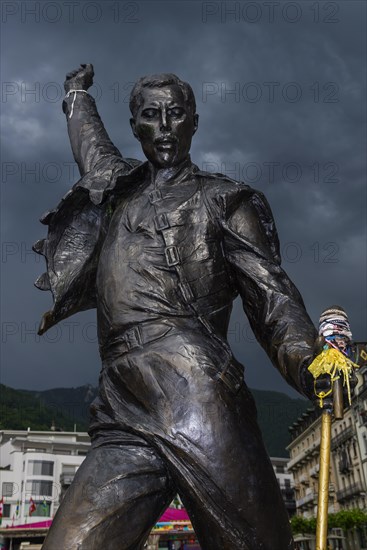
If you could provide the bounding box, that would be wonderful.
[159,508,190,522]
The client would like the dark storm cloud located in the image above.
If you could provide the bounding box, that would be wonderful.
[1,0,366,396]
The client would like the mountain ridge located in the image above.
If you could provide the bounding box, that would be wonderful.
[0,384,311,457]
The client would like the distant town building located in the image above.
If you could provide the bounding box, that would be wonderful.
[353,365,367,490]
[270,457,296,517]
[0,430,89,527]
[287,367,367,518]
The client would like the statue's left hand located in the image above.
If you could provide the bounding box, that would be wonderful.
[300,335,358,406]
[64,63,94,93]
[299,336,326,400]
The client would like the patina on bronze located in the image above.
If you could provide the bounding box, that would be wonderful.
[35,64,318,550]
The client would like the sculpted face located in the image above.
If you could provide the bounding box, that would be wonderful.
[130,85,198,168]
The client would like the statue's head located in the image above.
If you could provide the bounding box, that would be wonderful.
[129,74,199,168]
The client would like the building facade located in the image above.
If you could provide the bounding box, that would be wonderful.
[287,367,367,518]
[287,364,367,550]
[0,430,89,527]
[353,365,367,492]
[287,407,335,518]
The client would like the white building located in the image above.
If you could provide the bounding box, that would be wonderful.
[270,456,296,516]
[0,430,90,527]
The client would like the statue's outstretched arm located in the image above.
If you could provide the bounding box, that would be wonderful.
[63,64,123,176]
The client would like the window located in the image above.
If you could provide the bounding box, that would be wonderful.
[2,504,11,518]
[27,460,54,476]
[347,447,352,464]
[2,482,14,497]
[35,501,51,517]
[26,480,53,497]
[363,435,367,455]
[353,441,357,458]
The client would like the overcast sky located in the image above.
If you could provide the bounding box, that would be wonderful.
[1,0,366,398]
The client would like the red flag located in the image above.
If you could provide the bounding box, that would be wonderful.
[29,497,36,516]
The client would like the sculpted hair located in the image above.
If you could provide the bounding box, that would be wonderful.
[129,73,196,117]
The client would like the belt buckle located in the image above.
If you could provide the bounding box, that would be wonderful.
[148,189,162,203]
[165,245,180,266]
[124,326,142,350]
[154,213,170,231]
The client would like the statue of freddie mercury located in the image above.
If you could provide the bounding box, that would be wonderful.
[36,64,317,550]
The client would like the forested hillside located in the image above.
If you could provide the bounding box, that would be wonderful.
[0,384,311,457]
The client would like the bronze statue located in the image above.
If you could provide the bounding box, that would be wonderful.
[35,64,318,549]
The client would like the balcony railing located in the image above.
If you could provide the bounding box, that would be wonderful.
[60,472,76,487]
[299,474,310,484]
[288,440,321,470]
[296,485,335,510]
[288,449,308,470]
[331,426,355,450]
[336,482,366,502]
[296,491,315,508]
[310,464,319,478]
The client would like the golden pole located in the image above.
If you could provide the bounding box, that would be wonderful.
[315,375,344,550]
[315,409,332,550]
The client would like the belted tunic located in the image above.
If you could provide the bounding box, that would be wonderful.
[35,115,316,394]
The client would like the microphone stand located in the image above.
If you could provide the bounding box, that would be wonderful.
[308,306,361,550]
[315,378,343,550]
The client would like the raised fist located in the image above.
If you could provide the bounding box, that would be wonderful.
[64,64,94,93]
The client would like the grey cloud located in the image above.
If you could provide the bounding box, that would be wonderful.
[1,0,365,395]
